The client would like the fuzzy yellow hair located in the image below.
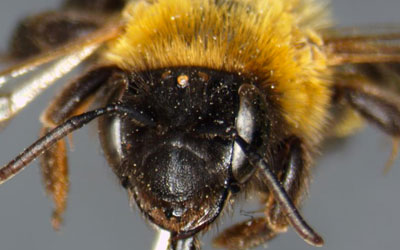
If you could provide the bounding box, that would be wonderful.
[105,0,332,142]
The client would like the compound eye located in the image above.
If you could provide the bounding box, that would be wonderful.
[231,88,257,183]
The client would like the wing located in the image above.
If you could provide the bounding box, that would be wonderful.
[0,20,124,124]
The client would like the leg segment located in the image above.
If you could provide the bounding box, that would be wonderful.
[10,10,106,59]
[213,217,277,249]
[39,132,68,230]
[334,78,400,171]
[63,0,126,13]
[39,66,122,228]
[337,83,400,136]
[10,0,126,59]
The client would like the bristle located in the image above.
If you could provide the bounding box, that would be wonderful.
[104,0,332,142]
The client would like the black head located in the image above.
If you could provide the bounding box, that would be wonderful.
[99,67,267,238]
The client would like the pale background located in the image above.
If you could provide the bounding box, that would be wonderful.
[0,0,399,250]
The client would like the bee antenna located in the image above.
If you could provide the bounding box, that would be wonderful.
[0,103,155,185]
[234,134,324,247]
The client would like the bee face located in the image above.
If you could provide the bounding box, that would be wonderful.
[99,67,245,237]
[0,0,400,250]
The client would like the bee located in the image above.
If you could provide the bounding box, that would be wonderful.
[0,0,400,249]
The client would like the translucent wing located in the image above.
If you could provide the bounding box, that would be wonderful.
[0,21,123,124]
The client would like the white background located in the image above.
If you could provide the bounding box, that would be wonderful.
[0,0,399,250]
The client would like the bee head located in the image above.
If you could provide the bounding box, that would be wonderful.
[99,66,272,237]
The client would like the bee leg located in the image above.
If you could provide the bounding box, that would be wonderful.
[39,128,68,230]
[265,136,309,232]
[337,83,400,137]
[213,217,277,249]
[39,66,123,229]
[10,9,105,59]
[337,82,400,171]
[63,0,126,13]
